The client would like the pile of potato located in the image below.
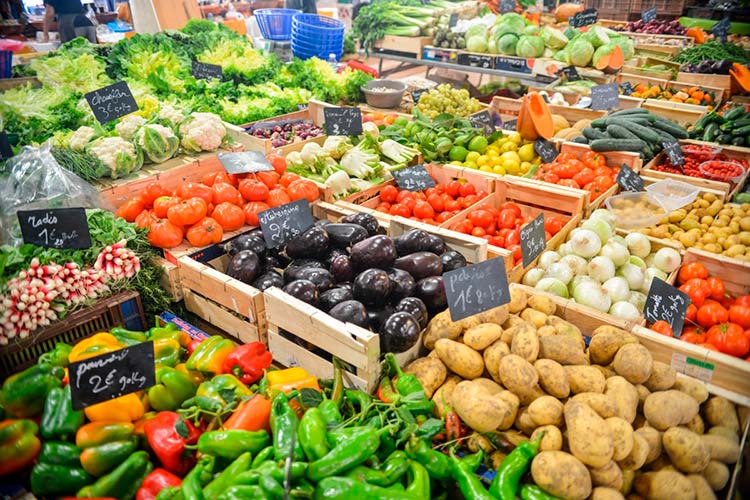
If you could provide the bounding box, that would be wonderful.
[403,286,746,500]
[635,193,750,261]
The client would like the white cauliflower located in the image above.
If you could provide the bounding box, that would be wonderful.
[179,112,226,152]
[159,104,186,126]
[137,124,179,163]
[69,126,97,151]
[115,115,147,140]
[87,137,144,179]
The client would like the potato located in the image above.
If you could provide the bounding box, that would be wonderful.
[686,414,705,435]
[546,316,584,341]
[620,469,635,496]
[528,396,564,426]
[635,384,651,412]
[490,450,507,470]
[634,470,696,500]
[531,451,592,500]
[501,429,530,447]
[572,393,618,419]
[536,325,557,337]
[593,364,616,380]
[662,427,710,473]
[502,322,535,347]
[503,315,526,330]
[423,310,462,349]
[539,335,587,365]
[703,396,740,432]
[565,399,614,468]
[511,322,540,363]
[404,357,446,399]
[636,427,662,465]
[707,426,738,443]
[515,406,537,436]
[467,433,494,454]
[647,454,674,472]
[499,354,538,394]
[565,365,606,394]
[644,390,699,431]
[527,295,556,315]
[535,359,570,398]
[521,307,547,328]
[483,339,510,383]
[644,362,677,392]
[508,287,528,313]
[472,377,503,395]
[589,460,623,490]
[451,380,512,432]
[516,384,548,406]
[673,377,709,404]
[613,344,653,384]
[591,487,625,500]
[496,390,520,430]
[702,460,729,491]
[431,375,460,418]
[434,339,484,379]
[605,377,639,425]
[606,417,634,462]
[475,304,509,326]
[463,323,503,351]
[589,326,637,365]
[700,434,740,464]
[687,474,717,500]
[617,432,650,471]
[531,425,563,451]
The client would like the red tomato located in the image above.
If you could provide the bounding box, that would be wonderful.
[389,204,411,217]
[381,185,399,203]
[696,301,729,328]
[463,194,481,208]
[488,235,505,247]
[267,189,292,208]
[677,262,709,284]
[572,168,595,187]
[141,182,170,207]
[266,153,287,174]
[551,163,579,179]
[255,171,280,190]
[153,196,182,219]
[446,180,461,197]
[686,303,698,323]
[471,227,486,237]
[212,202,245,231]
[680,280,707,308]
[651,320,674,337]
[134,210,157,229]
[413,200,435,219]
[116,197,145,222]
[458,183,476,197]
[279,172,301,188]
[288,179,320,202]
[177,182,213,205]
[706,276,726,300]
[558,179,580,189]
[544,216,564,235]
[497,209,517,229]
[244,201,270,226]
[376,202,391,213]
[468,209,494,228]
[508,244,522,262]
[729,304,750,329]
[735,295,750,307]
[506,229,521,247]
[451,220,474,234]
[427,194,444,212]
[212,183,241,206]
[706,322,750,357]
[239,179,270,202]
[435,211,454,223]
[499,202,522,219]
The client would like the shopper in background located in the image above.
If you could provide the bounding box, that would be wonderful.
[43,0,96,43]
[284,0,317,14]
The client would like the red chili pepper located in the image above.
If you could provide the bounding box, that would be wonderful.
[143,412,201,476]
[446,411,462,441]
[221,342,272,385]
[136,468,182,500]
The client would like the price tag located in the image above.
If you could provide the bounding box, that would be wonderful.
[616,163,644,192]
[495,55,532,74]
[641,7,657,23]
[499,0,515,14]
[258,199,315,249]
[192,61,223,81]
[520,213,545,268]
[620,81,635,96]
[645,277,690,336]
[324,107,363,136]
[391,165,436,192]
[421,0,430,4]
[591,83,620,110]
[449,13,458,27]
[568,8,598,28]
[662,140,685,167]
[0,131,13,160]
[457,53,495,69]
[85,81,139,124]
[218,151,275,174]
[411,88,427,104]
[444,257,510,321]
[69,342,156,410]
[297,103,308,111]
[561,65,581,82]
[534,139,559,163]
[469,110,496,133]
[712,17,731,43]
[502,119,517,131]
[18,208,91,249]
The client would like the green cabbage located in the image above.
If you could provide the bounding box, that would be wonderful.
[498,33,519,56]
[584,27,611,48]
[466,35,488,53]
[610,36,635,60]
[498,13,526,32]
[139,124,179,163]
[541,27,569,50]
[466,24,488,39]
[492,22,517,39]
[553,48,571,64]
[516,35,545,58]
[569,39,595,67]
[523,25,539,36]
[487,38,499,54]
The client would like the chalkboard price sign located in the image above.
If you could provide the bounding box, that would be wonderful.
[258,199,315,249]
[620,81,635,96]
[469,110,496,133]
[324,107,363,137]
[502,119,517,131]
[85,81,139,124]
[569,8,598,28]
[662,140,685,167]
[192,61,223,81]
[616,163,644,192]
[520,213,546,268]
[297,103,309,111]
[218,151,275,174]
[534,138,559,163]
[645,277,690,337]
[411,88,427,104]
[18,208,91,249]
[69,341,156,410]
[445,257,510,322]
[712,17,731,43]
[392,164,436,192]
[561,65,581,82]
[591,83,620,110]
[0,131,13,160]
[641,7,657,23]
[449,13,458,27]
[457,53,495,69]
[499,0,516,14]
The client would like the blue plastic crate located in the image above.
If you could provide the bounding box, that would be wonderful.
[255,8,299,41]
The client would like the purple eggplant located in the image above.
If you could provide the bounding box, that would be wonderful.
[329,300,369,329]
[353,268,391,306]
[393,252,443,281]
[380,312,420,354]
[351,235,397,270]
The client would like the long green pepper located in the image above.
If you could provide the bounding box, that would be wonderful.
[269,392,304,461]
[489,432,543,500]
[298,407,329,461]
[520,484,560,500]
[450,452,493,500]
[306,426,381,482]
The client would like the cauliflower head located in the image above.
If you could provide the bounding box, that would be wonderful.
[159,103,186,127]
[115,115,147,141]
[87,137,143,179]
[69,126,97,152]
[179,112,226,152]
[138,124,179,164]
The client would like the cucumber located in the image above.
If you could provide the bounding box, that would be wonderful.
[724,106,746,121]
[590,138,646,153]
[583,127,608,140]
[606,124,640,141]
[606,118,662,144]
[651,117,689,139]
[609,108,650,117]
[572,135,589,144]
[591,117,608,129]
[642,143,654,159]
[653,128,677,143]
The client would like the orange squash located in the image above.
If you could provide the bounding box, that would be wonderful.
[686,26,706,44]
[527,92,554,140]
[555,2,584,23]
[730,62,750,93]
[516,95,538,140]
[605,45,624,73]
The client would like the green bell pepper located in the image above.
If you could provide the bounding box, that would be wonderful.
[197,429,270,460]
[40,384,85,441]
[110,326,148,346]
[0,362,64,417]
[149,322,189,346]
[77,450,152,500]
[148,367,198,412]
[32,441,93,497]
[38,441,82,466]
[38,342,72,367]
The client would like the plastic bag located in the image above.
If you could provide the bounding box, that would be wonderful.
[0,142,105,245]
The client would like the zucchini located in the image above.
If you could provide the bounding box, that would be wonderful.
[717,133,733,144]
[571,135,589,144]
[734,124,750,136]
[724,106,746,121]
[651,118,689,139]
[582,127,608,140]
[732,118,750,128]
[606,118,662,144]
[590,138,646,153]
[732,136,747,147]
[606,124,640,141]
[702,123,720,142]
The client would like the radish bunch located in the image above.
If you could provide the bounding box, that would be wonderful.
[94,239,141,280]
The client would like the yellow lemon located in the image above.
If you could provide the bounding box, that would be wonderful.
[465,151,481,163]
[480,165,493,172]
[506,132,522,144]
[503,159,521,175]
[500,151,521,164]
[518,143,536,163]
[476,155,490,167]
[486,149,499,158]
[521,161,532,172]
[492,165,506,175]
[464,161,478,170]
[450,161,463,166]
[495,137,508,147]
[490,156,504,167]
[500,141,518,153]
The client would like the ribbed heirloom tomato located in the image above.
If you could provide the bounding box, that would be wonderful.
[244,201,270,226]
[212,183,241,205]
[706,322,749,357]
[148,219,184,249]
[177,182,213,205]
[116,197,145,222]
[186,217,223,247]
[167,198,208,227]
[153,196,181,218]
[212,202,245,231]
[239,179,270,202]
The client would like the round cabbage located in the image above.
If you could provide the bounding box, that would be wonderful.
[516,35,545,58]
[499,13,526,32]
[523,25,540,36]
[541,26,569,49]
[466,24,488,39]
[569,39,594,67]
[497,33,519,55]
[466,35,488,53]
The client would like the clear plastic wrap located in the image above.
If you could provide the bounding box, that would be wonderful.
[0,143,105,245]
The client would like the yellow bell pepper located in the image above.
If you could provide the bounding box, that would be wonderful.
[267,367,320,394]
[84,392,146,422]
[175,363,205,386]
[68,333,123,363]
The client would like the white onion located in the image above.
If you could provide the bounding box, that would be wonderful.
[628,291,647,311]
[573,280,612,312]
[610,234,627,247]
[548,262,574,285]
[523,268,545,287]
[582,218,613,245]
[653,247,681,274]
[629,256,647,269]
[557,242,573,257]
[589,208,616,229]
[588,256,616,283]
[538,251,561,270]
[570,229,602,258]
[644,254,656,268]
[640,267,668,295]
[599,241,630,267]
[560,255,588,276]
[617,263,645,290]
[602,277,630,302]
[609,301,641,321]
[536,277,569,298]
[625,233,651,258]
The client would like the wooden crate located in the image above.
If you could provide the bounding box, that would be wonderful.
[677,72,733,101]
[490,95,607,125]
[374,35,433,59]
[617,95,645,110]
[154,257,183,302]
[625,32,694,49]
[641,100,707,128]
[621,64,673,81]
[667,81,725,109]
[264,286,422,392]
[618,72,670,89]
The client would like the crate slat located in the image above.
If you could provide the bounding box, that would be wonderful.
[389,216,488,264]
[183,289,261,344]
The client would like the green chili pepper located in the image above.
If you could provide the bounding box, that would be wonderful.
[197,430,269,460]
[306,426,381,482]
[489,431,543,500]
[299,407,329,461]
[450,451,493,500]
[251,446,274,468]
[344,388,371,411]
[330,358,344,407]
[404,436,450,481]
[385,353,423,396]
[217,485,268,500]
[344,450,409,487]
[270,392,304,461]
[203,452,252,499]
[520,484,560,500]
[181,457,210,500]
[313,477,419,500]
[404,461,430,498]
[76,451,152,500]
[155,486,182,500]
[317,399,342,428]
[260,475,284,500]
[462,450,484,472]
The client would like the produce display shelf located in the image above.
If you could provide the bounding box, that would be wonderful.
[489,95,608,128]
[641,99,707,128]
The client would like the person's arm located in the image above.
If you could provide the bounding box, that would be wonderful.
[43,3,55,42]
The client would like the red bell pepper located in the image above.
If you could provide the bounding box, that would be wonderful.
[221,342,272,385]
[143,412,200,476]
[136,468,182,500]
[186,338,204,355]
